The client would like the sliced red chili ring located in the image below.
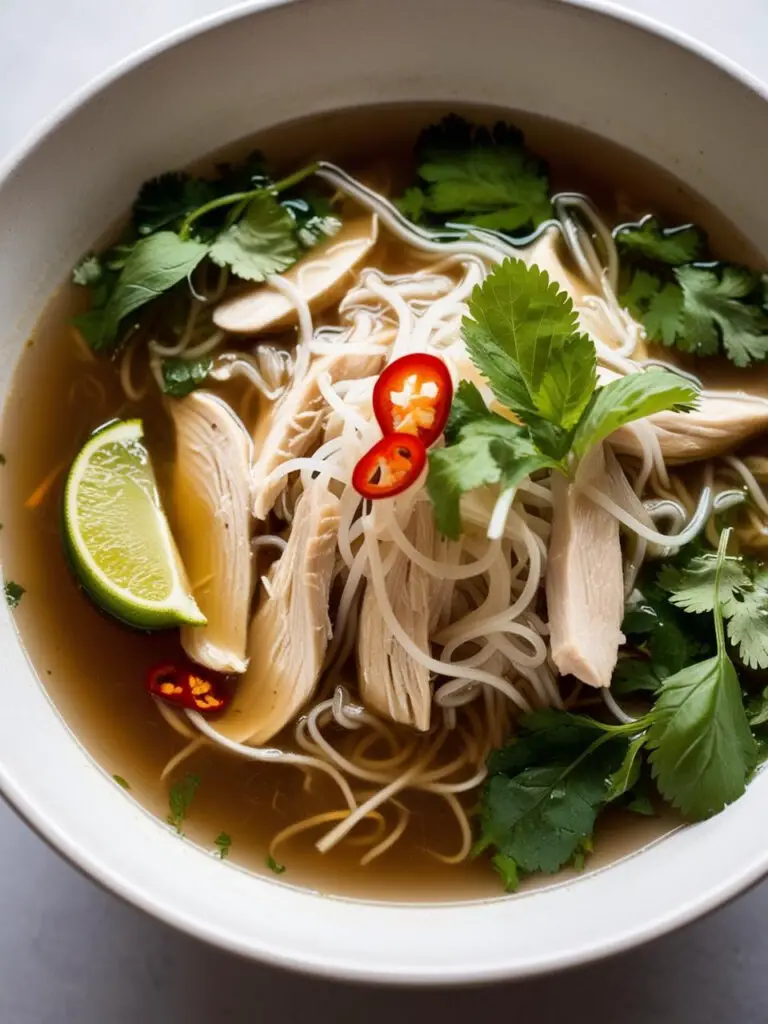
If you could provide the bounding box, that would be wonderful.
[372,353,453,447]
[147,662,229,713]
[352,433,427,500]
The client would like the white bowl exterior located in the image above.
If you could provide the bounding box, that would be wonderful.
[1,0,768,983]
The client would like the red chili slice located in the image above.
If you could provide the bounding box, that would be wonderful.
[372,353,453,447]
[352,433,427,500]
[147,662,229,713]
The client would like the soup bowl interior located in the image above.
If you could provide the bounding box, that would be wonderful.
[1,0,768,983]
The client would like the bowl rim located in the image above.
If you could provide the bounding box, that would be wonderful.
[2,0,768,985]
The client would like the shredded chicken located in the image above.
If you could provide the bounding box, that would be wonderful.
[358,503,435,730]
[213,477,340,744]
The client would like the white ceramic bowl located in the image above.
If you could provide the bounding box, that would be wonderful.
[1,0,768,985]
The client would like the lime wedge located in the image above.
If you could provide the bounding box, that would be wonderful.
[64,419,206,629]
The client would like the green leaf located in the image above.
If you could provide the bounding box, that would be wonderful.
[659,553,749,615]
[161,356,213,398]
[214,831,232,860]
[266,854,286,875]
[463,259,583,416]
[209,192,299,282]
[280,195,341,248]
[112,774,131,790]
[90,232,209,350]
[572,369,699,458]
[614,217,706,266]
[605,734,645,801]
[622,270,684,348]
[612,658,664,696]
[659,552,768,670]
[404,115,551,233]
[491,853,520,892]
[4,581,24,609]
[167,773,201,834]
[534,331,597,430]
[486,708,608,776]
[489,436,561,492]
[133,172,219,235]
[443,380,492,443]
[646,532,757,819]
[676,265,768,368]
[480,735,624,875]
[426,419,512,539]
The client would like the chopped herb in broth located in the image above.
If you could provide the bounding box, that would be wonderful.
[214,832,232,860]
[3,105,768,902]
[4,581,24,609]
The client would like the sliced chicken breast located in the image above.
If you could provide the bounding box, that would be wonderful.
[169,392,253,675]
[546,444,624,688]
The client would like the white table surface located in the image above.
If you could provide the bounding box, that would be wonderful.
[2,1,768,1019]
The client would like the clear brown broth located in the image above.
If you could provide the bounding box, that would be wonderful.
[0,104,763,901]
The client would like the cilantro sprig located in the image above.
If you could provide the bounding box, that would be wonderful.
[480,529,758,888]
[616,215,768,367]
[72,155,338,362]
[427,258,698,538]
[398,115,552,235]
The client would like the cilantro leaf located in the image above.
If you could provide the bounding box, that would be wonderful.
[463,259,588,423]
[161,356,213,398]
[605,734,645,802]
[167,773,201,833]
[614,217,706,266]
[659,551,768,670]
[209,192,299,282]
[646,531,757,819]
[572,369,699,458]
[658,553,749,614]
[266,854,286,875]
[426,413,516,539]
[133,172,219,235]
[214,832,232,860]
[400,116,551,233]
[621,261,768,367]
[676,265,768,368]
[81,233,209,351]
[491,853,520,892]
[112,774,131,790]
[480,714,626,876]
[426,382,559,538]
[280,195,341,248]
[4,581,24,609]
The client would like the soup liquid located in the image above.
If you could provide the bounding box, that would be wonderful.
[0,105,762,902]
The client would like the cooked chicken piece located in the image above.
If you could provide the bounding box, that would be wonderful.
[251,346,386,520]
[547,444,624,688]
[610,392,768,462]
[169,392,253,674]
[358,503,435,730]
[213,478,339,744]
[595,364,768,463]
[213,215,379,334]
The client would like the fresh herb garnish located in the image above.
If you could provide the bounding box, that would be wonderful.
[266,854,286,875]
[112,774,131,790]
[398,115,552,235]
[214,832,232,860]
[427,258,698,538]
[658,549,768,670]
[4,581,25,609]
[208,192,299,281]
[481,530,758,887]
[646,531,757,818]
[72,156,334,354]
[617,216,768,366]
[167,773,201,834]
[161,355,213,397]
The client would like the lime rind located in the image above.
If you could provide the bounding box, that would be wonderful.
[64,419,206,630]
